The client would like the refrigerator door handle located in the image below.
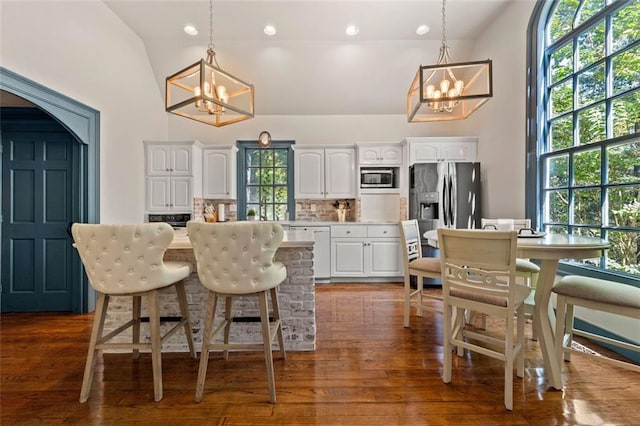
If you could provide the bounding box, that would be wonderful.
[442,176,448,226]
[448,174,455,226]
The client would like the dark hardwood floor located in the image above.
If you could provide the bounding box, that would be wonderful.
[1,283,638,425]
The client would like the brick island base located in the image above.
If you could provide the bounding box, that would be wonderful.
[102,243,316,352]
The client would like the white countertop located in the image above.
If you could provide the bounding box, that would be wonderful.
[282,220,399,226]
[169,228,315,250]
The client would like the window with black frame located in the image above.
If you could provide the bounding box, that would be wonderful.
[237,141,295,221]
[534,0,639,278]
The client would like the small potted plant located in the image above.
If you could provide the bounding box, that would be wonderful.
[247,208,257,221]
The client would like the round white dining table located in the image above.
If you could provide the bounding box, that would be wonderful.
[424,230,609,390]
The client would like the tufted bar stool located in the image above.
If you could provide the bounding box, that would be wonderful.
[72,223,196,403]
[187,221,287,403]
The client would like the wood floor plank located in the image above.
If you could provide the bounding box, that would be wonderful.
[1,283,638,425]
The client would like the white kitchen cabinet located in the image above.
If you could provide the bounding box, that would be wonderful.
[357,144,403,165]
[405,137,477,164]
[331,240,366,276]
[290,226,331,280]
[294,148,355,199]
[144,140,201,212]
[202,147,237,199]
[146,176,193,212]
[146,142,194,176]
[369,239,403,276]
[330,224,402,277]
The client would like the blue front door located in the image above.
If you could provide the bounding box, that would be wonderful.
[1,113,78,312]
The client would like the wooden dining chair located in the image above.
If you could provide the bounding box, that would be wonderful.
[481,218,540,338]
[187,221,287,403]
[438,228,531,410]
[399,220,442,327]
[72,223,196,402]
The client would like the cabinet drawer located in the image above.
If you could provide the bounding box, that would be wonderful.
[331,225,367,238]
[367,225,399,238]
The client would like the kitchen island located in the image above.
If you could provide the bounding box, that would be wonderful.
[103,228,317,352]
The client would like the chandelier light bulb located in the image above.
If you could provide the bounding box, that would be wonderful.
[447,88,456,98]
[426,85,435,98]
[455,80,465,95]
[440,79,450,95]
[433,90,442,99]
[216,85,228,103]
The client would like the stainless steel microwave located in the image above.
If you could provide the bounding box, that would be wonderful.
[360,168,395,188]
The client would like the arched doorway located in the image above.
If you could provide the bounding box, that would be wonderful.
[0,67,99,313]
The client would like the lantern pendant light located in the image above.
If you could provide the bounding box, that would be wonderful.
[165,0,254,127]
[407,0,492,122]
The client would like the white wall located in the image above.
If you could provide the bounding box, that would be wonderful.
[0,0,169,223]
[461,0,537,220]
[167,113,471,146]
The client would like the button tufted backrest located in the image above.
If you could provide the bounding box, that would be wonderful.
[187,221,287,295]
[72,223,189,295]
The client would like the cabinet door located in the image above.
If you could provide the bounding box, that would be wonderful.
[203,149,234,198]
[147,145,172,175]
[146,176,171,211]
[171,145,192,176]
[171,177,193,211]
[368,239,403,276]
[331,239,365,276]
[410,143,440,163]
[294,149,325,198]
[325,149,355,198]
[378,145,402,165]
[441,143,476,162]
[358,147,381,164]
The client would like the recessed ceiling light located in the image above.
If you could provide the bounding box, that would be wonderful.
[416,25,430,35]
[264,25,277,36]
[183,24,198,36]
[346,25,359,36]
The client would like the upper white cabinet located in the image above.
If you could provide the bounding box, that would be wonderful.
[294,148,356,199]
[405,137,478,164]
[146,143,194,176]
[358,143,402,165]
[202,147,237,199]
[144,140,202,212]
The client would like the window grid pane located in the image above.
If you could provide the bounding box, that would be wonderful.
[243,146,292,221]
[542,0,640,276]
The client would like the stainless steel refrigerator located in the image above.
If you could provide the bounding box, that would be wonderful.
[409,162,481,243]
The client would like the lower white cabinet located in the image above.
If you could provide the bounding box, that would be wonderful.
[290,226,331,280]
[330,224,402,278]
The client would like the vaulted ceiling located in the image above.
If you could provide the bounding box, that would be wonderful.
[103,1,515,115]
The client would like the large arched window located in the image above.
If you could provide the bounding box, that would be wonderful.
[527,0,639,281]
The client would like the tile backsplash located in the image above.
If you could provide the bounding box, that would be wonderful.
[194,198,237,222]
[295,199,358,222]
[192,196,407,222]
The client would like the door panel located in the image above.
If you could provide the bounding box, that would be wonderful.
[2,129,75,312]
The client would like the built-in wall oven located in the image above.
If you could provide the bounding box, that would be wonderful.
[360,168,395,188]
[147,213,191,229]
